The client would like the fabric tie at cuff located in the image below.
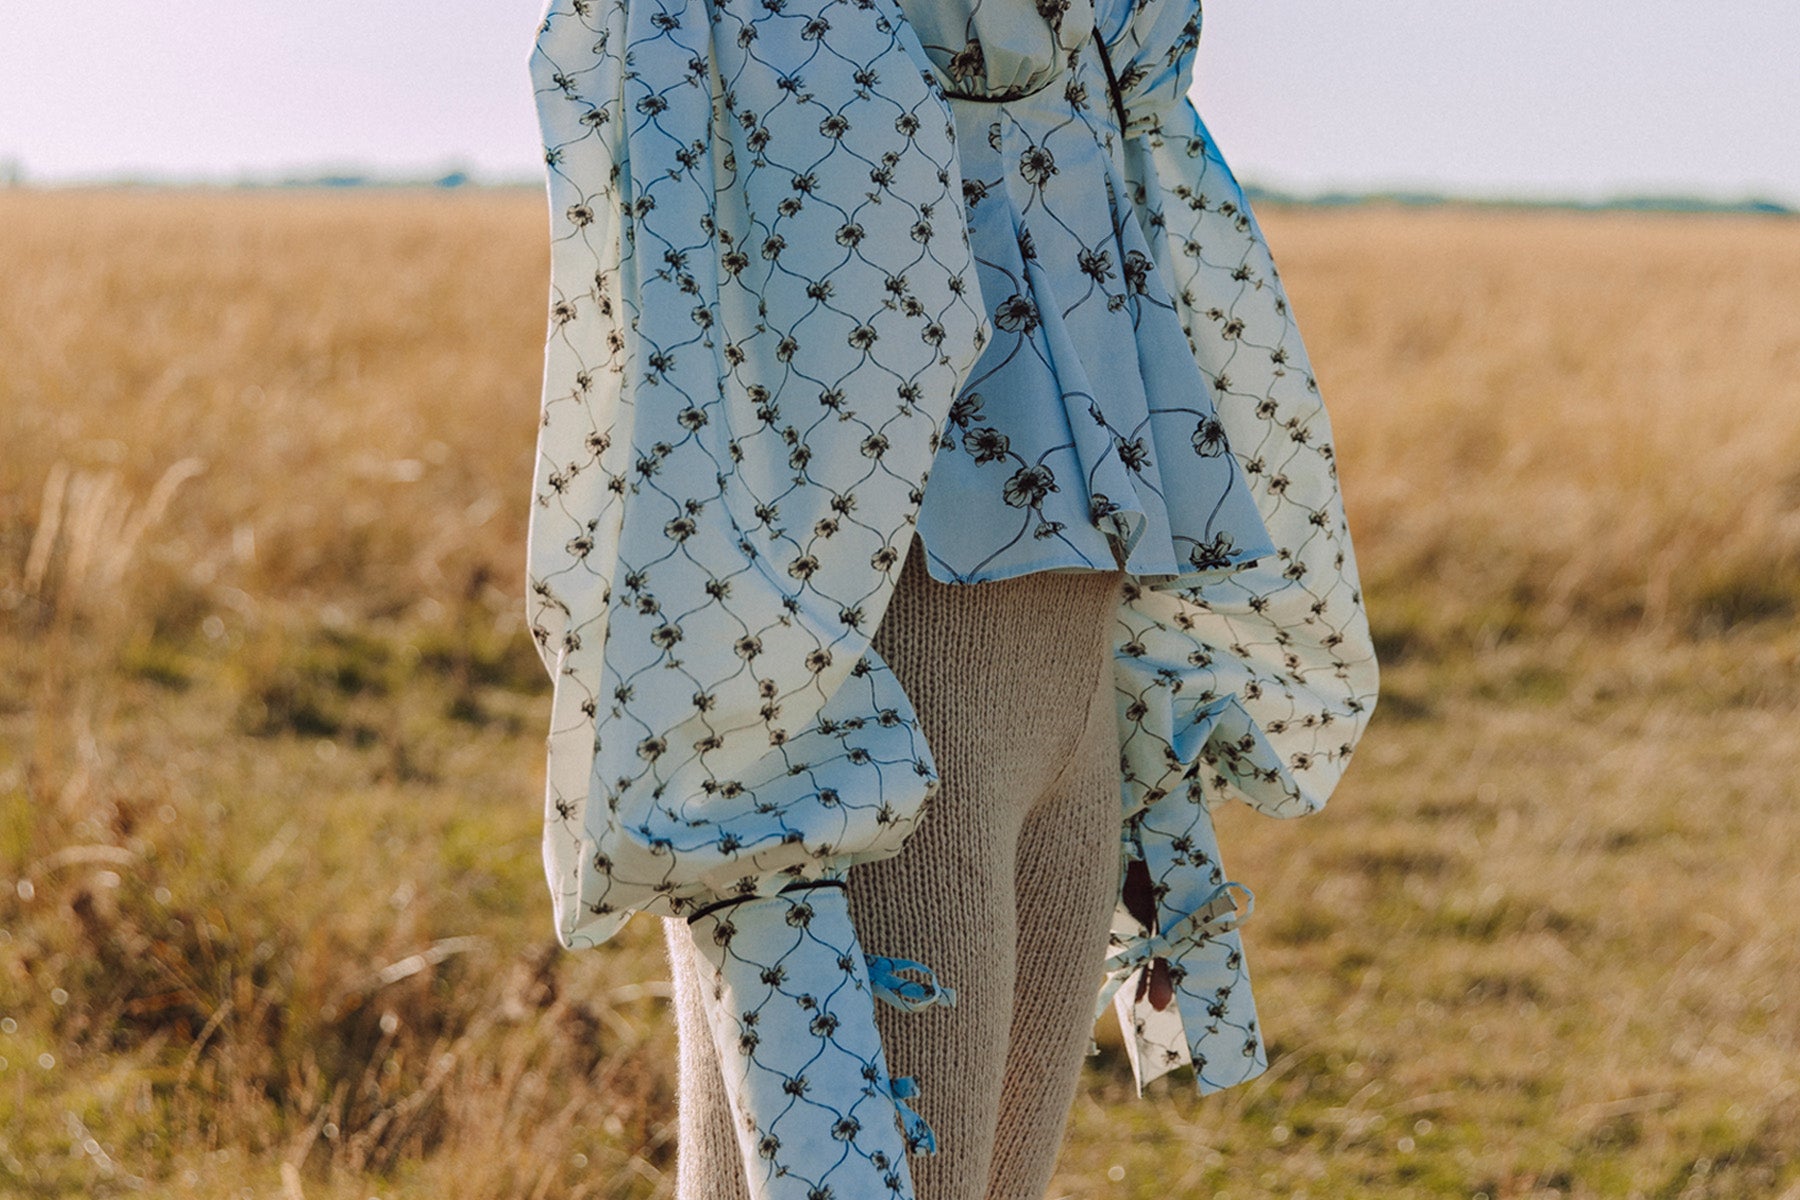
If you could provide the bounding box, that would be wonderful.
[886,1075,938,1155]
[1096,880,1254,1020]
[686,885,951,1197]
[867,954,959,1013]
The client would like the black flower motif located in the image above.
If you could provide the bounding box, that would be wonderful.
[1019,145,1058,187]
[963,426,1011,463]
[1192,416,1228,456]
[1123,249,1153,293]
[1002,464,1058,508]
[992,293,1039,334]
[948,39,985,82]
[1188,532,1239,572]
[1078,246,1115,283]
[947,392,984,428]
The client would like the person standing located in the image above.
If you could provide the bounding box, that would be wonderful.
[524,0,1377,1193]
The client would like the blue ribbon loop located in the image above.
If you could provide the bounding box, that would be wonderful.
[864,956,951,1157]
[888,1075,938,1155]
[866,955,958,1012]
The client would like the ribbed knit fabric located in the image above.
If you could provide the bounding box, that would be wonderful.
[664,535,1126,1200]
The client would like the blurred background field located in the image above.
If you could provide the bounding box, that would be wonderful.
[2,189,1799,1199]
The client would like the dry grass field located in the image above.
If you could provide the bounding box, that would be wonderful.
[3,189,1799,1199]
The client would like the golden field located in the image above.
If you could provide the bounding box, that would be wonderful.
[3,189,1799,1199]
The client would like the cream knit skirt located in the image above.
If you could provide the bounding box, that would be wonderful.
[665,535,1126,1200]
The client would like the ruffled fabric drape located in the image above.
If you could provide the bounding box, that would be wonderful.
[529,0,987,953]
[1097,0,1380,1092]
[530,3,990,1191]
[909,3,1276,588]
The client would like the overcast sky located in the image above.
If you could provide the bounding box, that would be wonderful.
[3,1,1795,204]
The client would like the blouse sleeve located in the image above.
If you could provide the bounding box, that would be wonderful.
[1097,0,1381,1092]
[527,0,989,951]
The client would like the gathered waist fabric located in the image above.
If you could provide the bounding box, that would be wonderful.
[911,30,1275,588]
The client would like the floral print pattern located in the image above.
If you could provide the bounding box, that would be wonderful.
[529,0,987,955]
[525,0,1377,1186]
[1096,0,1380,1092]
[686,883,954,1198]
[905,0,1277,589]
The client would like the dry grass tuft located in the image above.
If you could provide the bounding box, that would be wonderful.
[1284,206,1800,652]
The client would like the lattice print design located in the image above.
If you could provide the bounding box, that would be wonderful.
[524,0,1378,1112]
[1096,0,1380,1091]
[527,0,989,949]
[687,885,946,1200]
[1100,820,1264,1093]
[910,32,1276,588]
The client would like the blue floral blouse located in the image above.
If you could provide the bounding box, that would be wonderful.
[526,0,1378,1186]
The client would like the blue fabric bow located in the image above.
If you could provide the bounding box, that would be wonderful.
[887,1075,938,1155]
[866,955,958,1013]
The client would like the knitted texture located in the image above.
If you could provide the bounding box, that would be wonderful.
[666,537,1126,1199]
